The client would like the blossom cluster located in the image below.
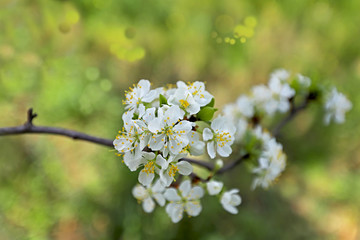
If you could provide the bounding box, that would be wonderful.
[114,70,352,223]
[114,79,240,222]
[222,69,351,189]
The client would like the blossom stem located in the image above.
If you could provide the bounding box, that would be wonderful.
[272,97,311,137]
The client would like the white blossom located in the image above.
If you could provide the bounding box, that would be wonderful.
[187,131,205,156]
[220,189,242,214]
[113,110,147,155]
[147,105,193,156]
[252,85,273,104]
[164,180,204,223]
[270,69,290,82]
[222,103,238,123]
[203,116,236,159]
[324,87,352,125]
[252,126,271,143]
[168,82,200,115]
[137,152,158,186]
[123,79,161,111]
[268,76,295,113]
[252,138,286,189]
[206,180,223,195]
[132,180,166,213]
[235,118,248,140]
[236,95,254,118]
[168,81,213,115]
[186,81,213,107]
[297,74,311,88]
[251,73,295,116]
[157,154,193,187]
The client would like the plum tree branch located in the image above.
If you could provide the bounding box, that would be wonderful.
[272,96,312,137]
[0,108,114,147]
[0,108,269,175]
[0,108,224,172]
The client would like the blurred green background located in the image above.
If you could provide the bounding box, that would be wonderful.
[0,0,359,239]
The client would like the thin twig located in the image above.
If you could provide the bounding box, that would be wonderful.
[272,98,310,137]
[0,108,114,146]
[0,124,115,147]
[0,108,252,174]
[216,153,250,174]
[179,158,214,171]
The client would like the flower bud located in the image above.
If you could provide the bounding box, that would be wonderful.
[215,159,224,170]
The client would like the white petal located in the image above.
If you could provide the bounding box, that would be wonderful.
[173,120,193,132]
[160,169,173,187]
[231,194,242,206]
[123,151,142,171]
[206,180,223,196]
[187,186,204,200]
[152,179,165,193]
[189,140,205,156]
[142,197,155,213]
[179,180,191,197]
[176,81,188,89]
[132,185,148,200]
[166,203,184,223]
[217,144,232,157]
[207,141,216,159]
[149,134,165,151]
[177,161,193,176]
[222,204,238,214]
[186,101,201,115]
[185,201,202,217]
[211,116,226,131]
[156,155,168,169]
[142,152,156,160]
[164,188,181,201]
[203,128,213,141]
[138,171,154,187]
[153,193,166,206]
[148,119,163,133]
[228,189,240,195]
[142,89,158,102]
[165,105,184,124]
[138,79,151,96]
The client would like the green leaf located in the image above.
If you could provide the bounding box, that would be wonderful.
[159,94,167,106]
[205,98,215,108]
[195,121,210,133]
[197,106,217,121]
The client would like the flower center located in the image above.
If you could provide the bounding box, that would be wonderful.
[142,161,155,175]
[179,99,190,108]
[168,164,179,178]
[215,131,232,147]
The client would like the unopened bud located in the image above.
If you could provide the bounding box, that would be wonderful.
[215,159,224,170]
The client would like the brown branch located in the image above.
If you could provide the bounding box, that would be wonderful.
[0,108,114,147]
[216,153,250,174]
[0,108,251,175]
[179,158,214,171]
[272,98,310,137]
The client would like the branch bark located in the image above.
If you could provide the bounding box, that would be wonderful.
[0,109,113,147]
[0,109,250,176]
[272,98,310,137]
[216,153,250,174]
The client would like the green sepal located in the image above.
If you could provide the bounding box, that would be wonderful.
[197,106,217,121]
[195,121,210,133]
[159,94,168,106]
[205,98,215,108]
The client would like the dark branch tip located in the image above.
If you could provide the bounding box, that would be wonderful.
[26,108,38,126]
